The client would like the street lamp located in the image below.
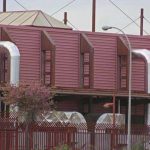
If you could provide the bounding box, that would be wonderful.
[102,26,132,150]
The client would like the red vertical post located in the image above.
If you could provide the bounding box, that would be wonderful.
[15,128,18,150]
[92,0,96,32]
[140,8,144,36]
[64,12,67,25]
[3,0,6,12]
[29,125,33,150]
[113,94,116,127]
[112,94,116,150]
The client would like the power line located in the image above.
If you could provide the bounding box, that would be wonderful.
[108,0,149,35]
[13,0,28,10]
[67,20,78,30]
[144,17,150,25]
[120,17,140,31]
[51,0,77,16]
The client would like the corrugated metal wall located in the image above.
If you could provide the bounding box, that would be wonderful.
[130,36,150,92]
[47,30,80,88]
[7,27,41,83]
[86,33,117,90]
[130,36,150,49]
[0,25,150,94]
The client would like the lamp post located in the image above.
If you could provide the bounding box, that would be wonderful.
[102,26,132,150]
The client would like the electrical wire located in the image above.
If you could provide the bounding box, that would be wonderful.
[51,0,77,16]
[13,0,28,10]
[119,17,140,32]
[67,20,79,30]
[144,17,150,25]
[108,0,149,35]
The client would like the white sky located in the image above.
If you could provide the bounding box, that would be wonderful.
[0,0,150,35]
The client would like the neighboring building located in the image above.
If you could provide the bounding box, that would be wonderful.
[0,10,150,124]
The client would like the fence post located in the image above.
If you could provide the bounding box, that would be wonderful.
[29,123,33,150]
[6,129,10,150]
[15,126,18,150]
[110,128,118,150]
[67,128,71,147]
[88,122,95,149]
[25,123,31,150]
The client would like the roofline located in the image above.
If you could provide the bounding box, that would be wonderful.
[0,24,72,31]
[0,10,41,14]
[0,24,150,41]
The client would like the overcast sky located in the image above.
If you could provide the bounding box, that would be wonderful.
[0,0,150,35]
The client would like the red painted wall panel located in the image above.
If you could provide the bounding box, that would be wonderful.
[130,36,150,92]
[47,30,80,88]
[132,58,145,92]
[86,33,117,90]
[130,36,150,49]
[0,25,149,94]
[7,27,41,83]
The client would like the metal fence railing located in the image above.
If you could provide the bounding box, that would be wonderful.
[0,113,149,150]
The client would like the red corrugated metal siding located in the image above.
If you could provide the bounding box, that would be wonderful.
[130,36,150,92]
[132,58,145,92]
[86,33,117,90]
[130,36,150,49]
[47,30,80,88]
[7,27,41,83]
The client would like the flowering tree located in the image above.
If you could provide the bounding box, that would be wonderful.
[1,82,54,122]
[1,82,54,150]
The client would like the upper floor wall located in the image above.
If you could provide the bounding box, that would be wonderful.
[0,25,150,95]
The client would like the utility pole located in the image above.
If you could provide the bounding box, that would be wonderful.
[92,0,96,32]
[140,8,144,36]
[64,12,67,25]
[3,0,6,12]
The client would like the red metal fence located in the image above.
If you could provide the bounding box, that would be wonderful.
[0,114,149,150]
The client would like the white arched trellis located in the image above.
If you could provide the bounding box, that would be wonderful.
[0,41,20,85]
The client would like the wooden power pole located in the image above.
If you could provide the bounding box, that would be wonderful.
[92,0,96,32]
[64,12,67,25]
[3,0,6,12]
[140,8,144,36]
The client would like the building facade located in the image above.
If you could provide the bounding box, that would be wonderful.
[0,11,150,125]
